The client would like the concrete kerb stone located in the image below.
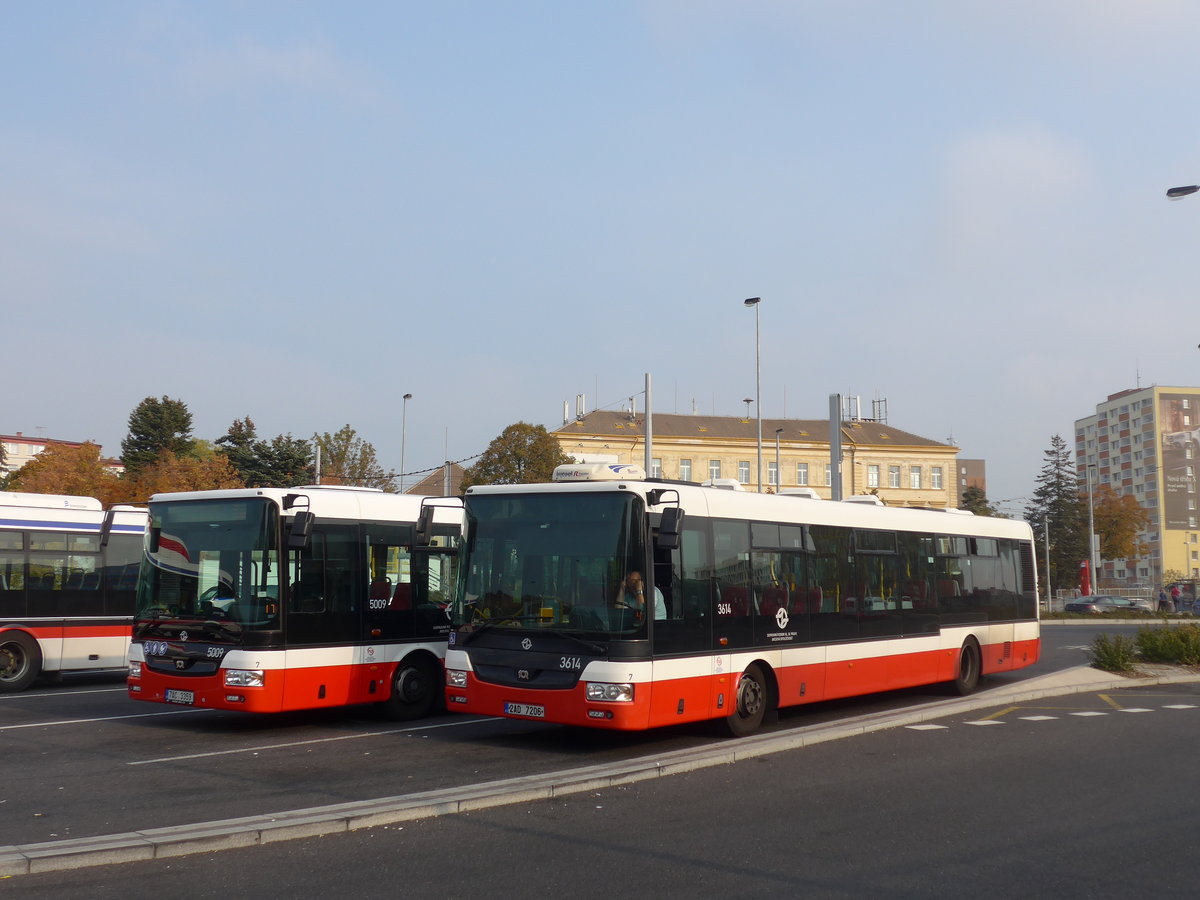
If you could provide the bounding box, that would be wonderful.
[6,664,1200,877]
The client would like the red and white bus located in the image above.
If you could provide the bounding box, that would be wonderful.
[443,464,1039,735]
[127,486,461,718]
[0,492,147,691]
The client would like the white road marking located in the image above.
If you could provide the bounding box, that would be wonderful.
[1070,711,1108,717]
[0,687,128,701]
[0,708,206,730]
[1019,715,1058,721]
[1164,704,1197,709]
[127,716,497,765]
[964,720,1004,726]
[904,724,948,730]
[1118,708,1154,713]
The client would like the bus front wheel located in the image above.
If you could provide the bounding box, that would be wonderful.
[951,639,981,696]
[384,656,441,720]
[0,631,41,693]
[724,663,768,737]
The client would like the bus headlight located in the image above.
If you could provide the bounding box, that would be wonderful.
[446,669,468,688]
[224,669,265,688]
[128,661,142,678]
[586,682,634,702]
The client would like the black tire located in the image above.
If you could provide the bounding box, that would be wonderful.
[951,639,981,696]
[724,663,769,737]
[0,631,42,693]
[383,656,441,720]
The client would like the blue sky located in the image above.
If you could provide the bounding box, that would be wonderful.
[6,1,1200,512]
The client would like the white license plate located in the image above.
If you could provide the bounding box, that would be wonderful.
[165,689,195,705]
[504,702,545,719]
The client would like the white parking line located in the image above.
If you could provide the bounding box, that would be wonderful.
[0,708,207,730]
[127,716,496,765]
[0,686,129,701]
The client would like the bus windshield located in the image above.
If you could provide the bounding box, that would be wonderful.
[451,491,647,638]
[137,497,280,635]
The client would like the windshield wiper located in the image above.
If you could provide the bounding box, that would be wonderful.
[553,629,607,655]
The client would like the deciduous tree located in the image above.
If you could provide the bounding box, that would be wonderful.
[120,450,244,503]
[313,425,392,490]
[1092,484,1152,562]
[5,442,121,504]
[461,422,572,490]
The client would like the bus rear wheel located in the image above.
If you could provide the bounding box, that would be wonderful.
[384,656,441,720]
[0,631,41,693]
[724,663,768,737]
[951,639,981,696]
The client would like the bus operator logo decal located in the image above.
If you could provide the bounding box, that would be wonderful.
[775,607,789,630]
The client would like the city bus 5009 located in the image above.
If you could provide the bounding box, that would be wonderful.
[127,486,463,718]
[440,464,1039,736]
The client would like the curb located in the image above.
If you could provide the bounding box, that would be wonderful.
[4,665,1198,877]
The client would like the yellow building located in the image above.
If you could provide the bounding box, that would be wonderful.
[553,410,958,508]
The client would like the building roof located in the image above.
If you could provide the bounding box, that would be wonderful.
[403,462,466,496]
[554,411,952,449]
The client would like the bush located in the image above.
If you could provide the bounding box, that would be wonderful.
[1088,633,1138,673]
[1135,624,1200,665]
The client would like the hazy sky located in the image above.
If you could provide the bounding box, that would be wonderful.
[6,1,1200,513]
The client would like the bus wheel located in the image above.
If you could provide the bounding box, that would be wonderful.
[384,657,441,720]
[0,632,41,693]
[725,663,768,737]
[951,639,981,696]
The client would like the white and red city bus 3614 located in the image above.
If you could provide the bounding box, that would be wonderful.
[128,486,462,718]
[443,465,1039,736]
[0,492,147,691]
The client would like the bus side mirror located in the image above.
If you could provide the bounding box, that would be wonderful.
[288,511,315,550]
[657,507,683,550]
[415,506,435,547]
[101,509,116,549]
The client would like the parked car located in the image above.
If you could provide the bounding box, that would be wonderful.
[1065,595,1152,614]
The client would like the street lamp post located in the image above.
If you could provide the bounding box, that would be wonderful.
[1086,464,1099,594]
[744,297,762,492]
[400,393,412,493]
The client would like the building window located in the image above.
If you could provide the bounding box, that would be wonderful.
[889,466,901,489]
[651,458,662,478]
[768,461,778,487]
[679,459,692,481]
[910,467,921,489]
[709,459,721,481]
[797,463,809,485]
[825,463,832,486]
[867,465,880,488]
[931,467,943,490]
[738,461,751,484]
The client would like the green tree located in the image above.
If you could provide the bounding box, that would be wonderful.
[1092,484,1153,562]
[1025,434,1087,592]
[217,417,314,488]
[313,424,392,490]
[121,396,195,476]
[960,484,999,516]
[461,422,572,490]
